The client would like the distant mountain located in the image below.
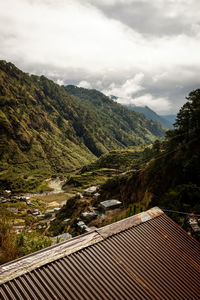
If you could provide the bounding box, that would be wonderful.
[123,105,173,129]
[162,114,177,125]
[64,85,166,141]
[0,61,165,192]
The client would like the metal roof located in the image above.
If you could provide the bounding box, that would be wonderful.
[100,199,121,209]
[1,207,200,299]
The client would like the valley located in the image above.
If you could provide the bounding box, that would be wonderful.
[0,61,200,264]
[0,60,165,194]
[0,146,147,263]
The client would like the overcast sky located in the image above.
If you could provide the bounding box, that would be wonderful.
[1,0,200,114]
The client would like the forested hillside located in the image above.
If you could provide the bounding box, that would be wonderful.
[100,89,200,237]
[65,85,166,141]
[0,61,165,192]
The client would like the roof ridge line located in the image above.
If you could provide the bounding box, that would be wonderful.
[97,206,163,239]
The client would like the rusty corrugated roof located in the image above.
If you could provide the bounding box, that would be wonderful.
[0,207,200,299]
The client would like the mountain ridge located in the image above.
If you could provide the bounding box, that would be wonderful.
[119,103,173,129]
[0,60,165,192]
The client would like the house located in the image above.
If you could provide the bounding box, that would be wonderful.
[94,192,100,199]
[11,225,25,234]
[54,207,61,212]
[100,199,122,210]
[4,190,11,196]
[31,209,40,216]
[1,207,200,299]
[81,211,97,221]
[37,214,45,219]
[63,218,71,224]
[189,217,200,232]
[45,209,54,214]
[1,199,8,203]
[77,220,87,229]
[83,186,99,197]
[50,217,56,223]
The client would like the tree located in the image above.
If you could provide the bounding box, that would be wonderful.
[175,89,200,136]
[0,218,18,263]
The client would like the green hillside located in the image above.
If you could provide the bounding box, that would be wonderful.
[80,145,147,173]
[99,89,200,239]
[65,85,166,144]
[0,61,165,192]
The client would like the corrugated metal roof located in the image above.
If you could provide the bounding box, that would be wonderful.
[1,207,200,299]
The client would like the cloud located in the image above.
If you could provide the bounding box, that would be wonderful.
[91,0,200,37]
[56,79,65,86]
[102,74,171,114]
[0,0,200,114]
[129,94,171,114]
[102,73,145,99]
[77,80,92,89]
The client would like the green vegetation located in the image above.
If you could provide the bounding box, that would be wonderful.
[65,85,166,151]
[0,61,166,192]
[3,62,200,256]
[81,146,147,173]
[64,168,116,191]
[16,231,51,256]
[43,87,200,242]
[0,218,18,264]
[100,89,200,241]
[145,89,200,213]
[0,217,52,264]
[48,196,88,236]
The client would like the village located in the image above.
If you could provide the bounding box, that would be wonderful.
[0,184,124,246]
[2,183,200,245]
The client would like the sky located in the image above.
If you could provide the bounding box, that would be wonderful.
[0,0,200,114]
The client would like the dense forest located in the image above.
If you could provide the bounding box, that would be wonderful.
[0,61,165,192]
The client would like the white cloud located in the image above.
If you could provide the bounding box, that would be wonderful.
[102,73,145,99]
[129,94,171,114]
[56,79,64,86]
[103,74,171,114]
[77,80,92,89]
[153,72,168,82]
[0,0,200,113]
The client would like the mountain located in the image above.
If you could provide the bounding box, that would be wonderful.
[64,85,166,141]
[0,61,165,192]
[162,114,177,125]
[122,104,173,129]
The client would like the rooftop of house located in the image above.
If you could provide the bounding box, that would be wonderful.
[100,199,122,208]
[1,207,200,299]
